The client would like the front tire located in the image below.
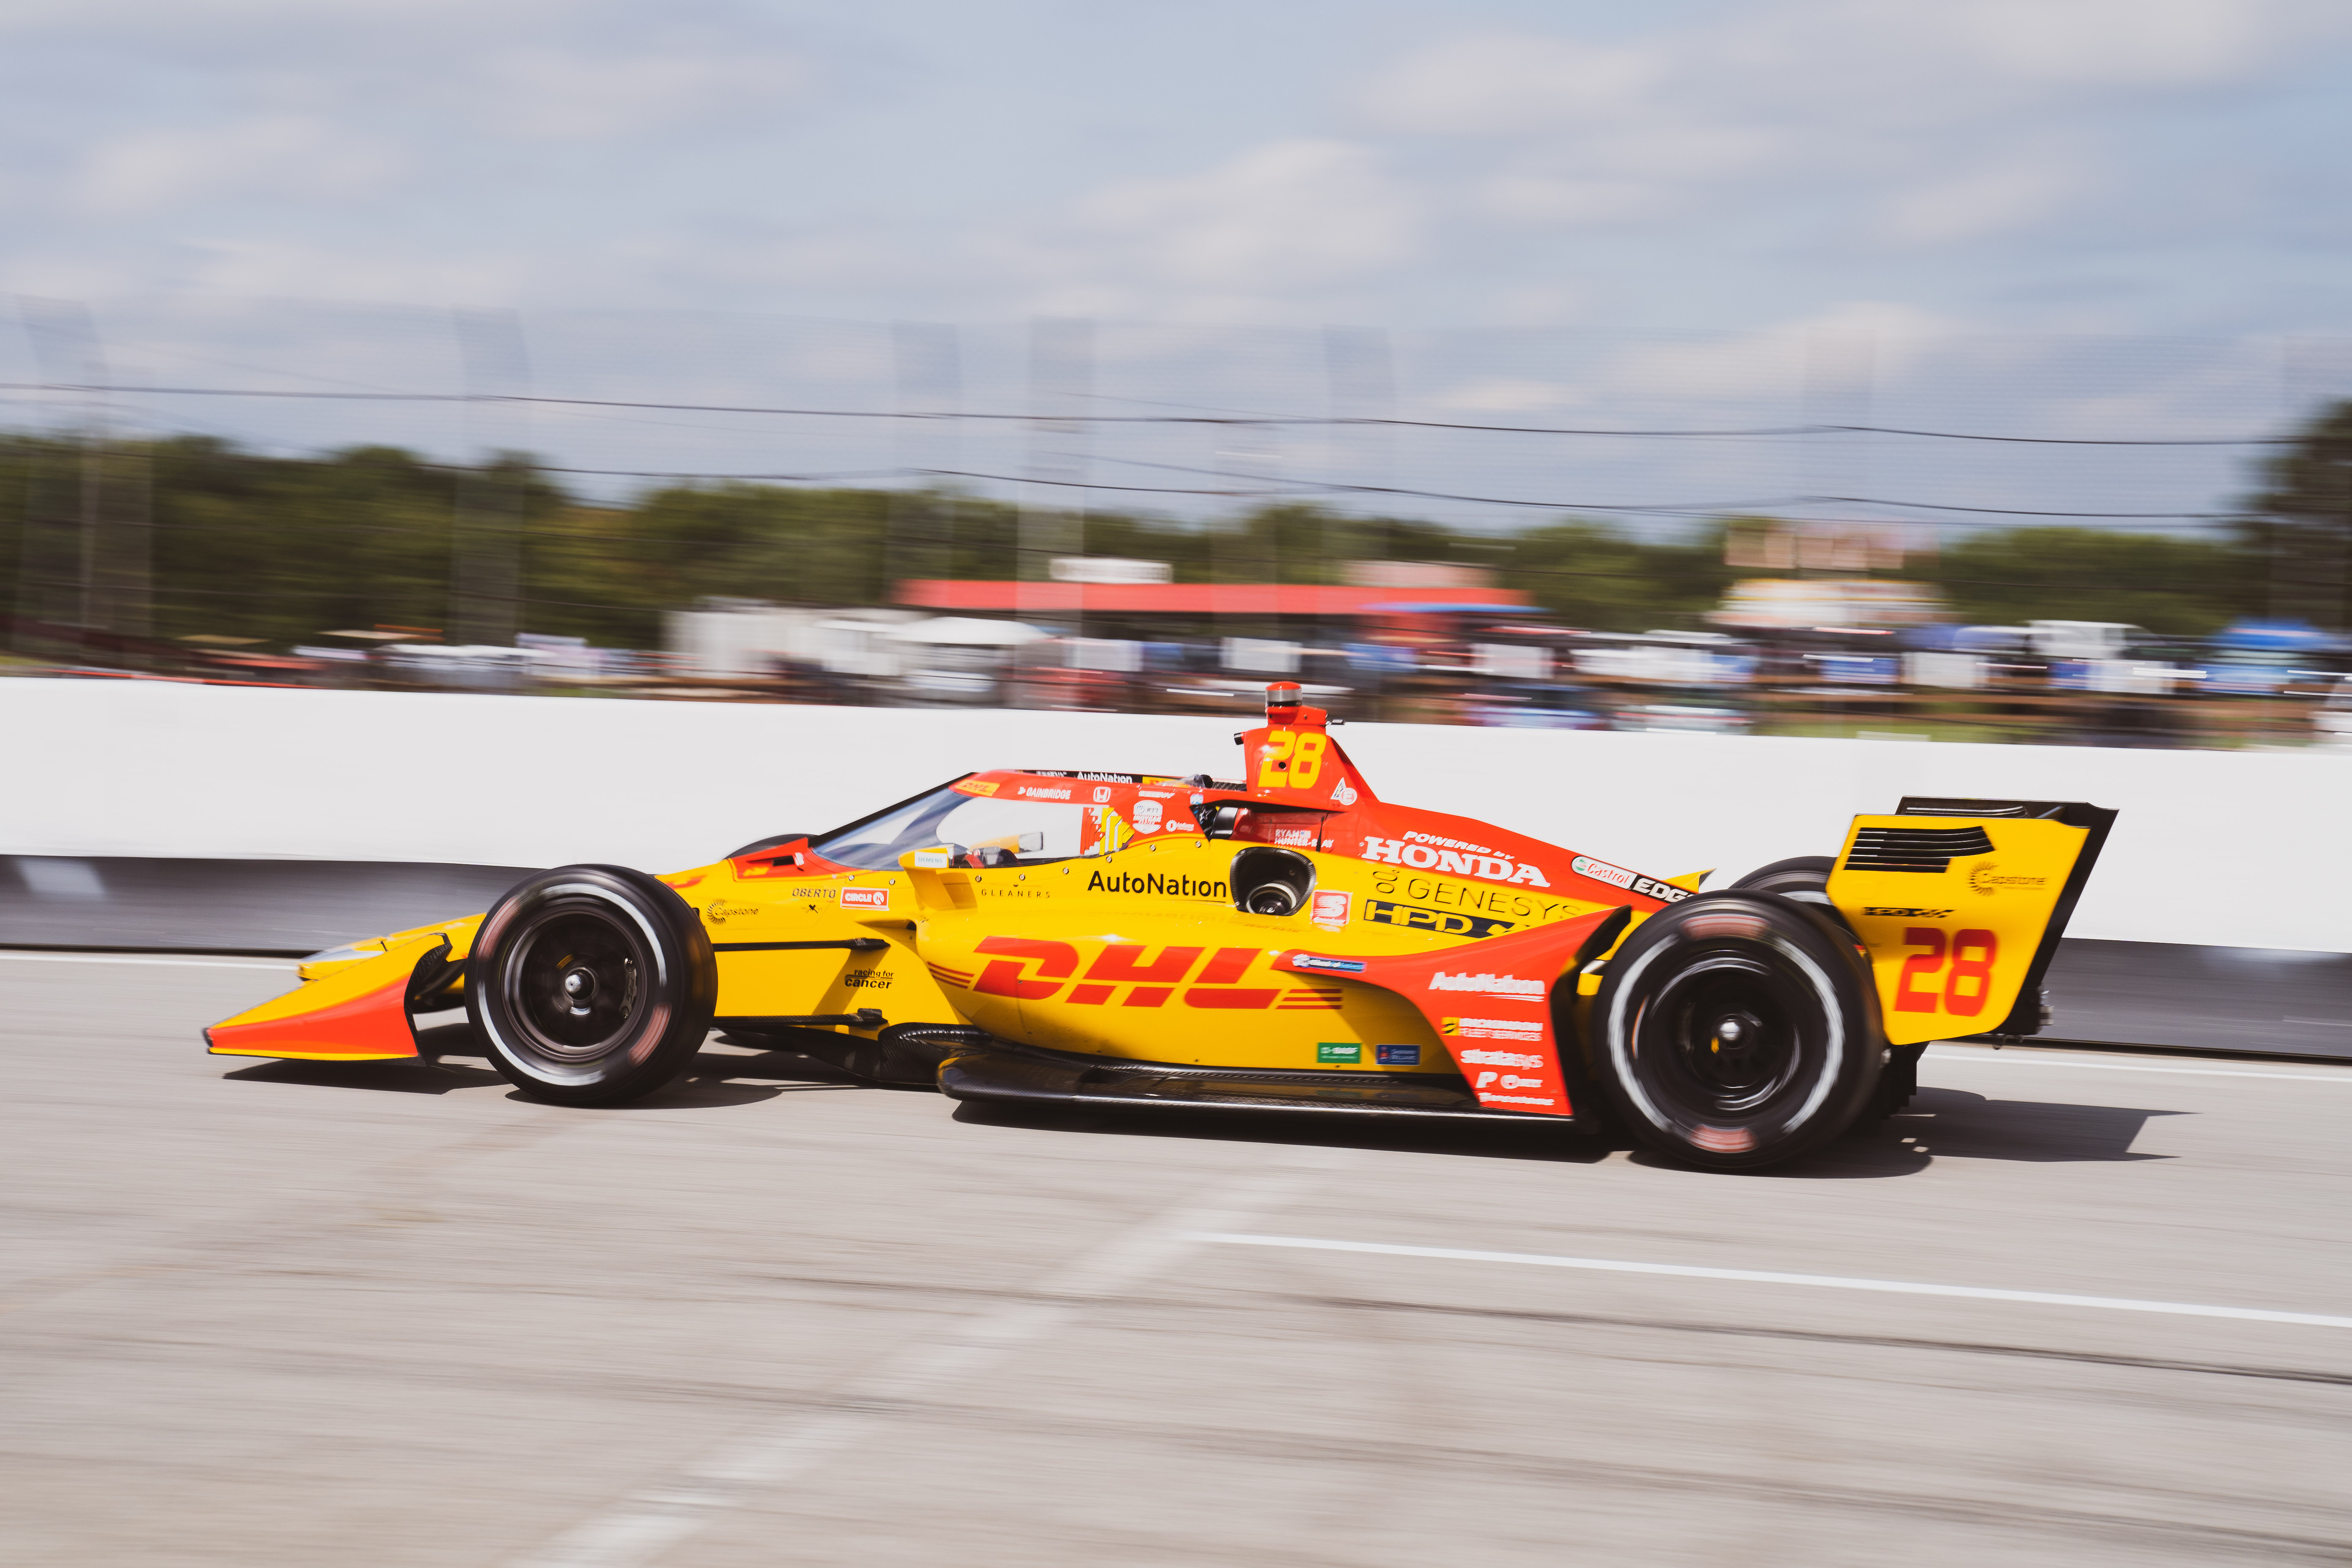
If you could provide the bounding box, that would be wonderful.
[468,865,718,1106]
[1594,892,1882,1171]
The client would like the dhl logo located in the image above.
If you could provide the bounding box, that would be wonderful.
[953,937,1339,1011]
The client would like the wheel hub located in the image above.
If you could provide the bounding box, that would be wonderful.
[1646,953,1804,1116]
[500,909,647,1062]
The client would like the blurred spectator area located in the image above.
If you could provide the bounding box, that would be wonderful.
[5,306,2351,750]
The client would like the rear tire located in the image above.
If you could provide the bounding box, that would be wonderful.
[1594,892,1882,1171]
[468,865,718,1106]
[1730,854,1835,905]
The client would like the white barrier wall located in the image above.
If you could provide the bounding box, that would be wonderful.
[3,678,2346,953]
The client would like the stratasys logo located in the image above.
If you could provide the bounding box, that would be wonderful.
[1969,864,2047,897]
[1458,1047,1544,1068]
[1428,970,1546,996]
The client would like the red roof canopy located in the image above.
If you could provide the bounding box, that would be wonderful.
[893,581,1532,615]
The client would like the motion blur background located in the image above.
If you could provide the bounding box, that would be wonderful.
[7,0,2352,747]
[11,11,2352,1568]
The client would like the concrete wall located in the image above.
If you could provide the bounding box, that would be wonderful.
[3,678,2345,953]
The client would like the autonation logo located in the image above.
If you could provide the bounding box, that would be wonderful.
[1427,971,1545,996]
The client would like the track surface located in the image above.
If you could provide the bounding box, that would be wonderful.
[4,956,2349,1566]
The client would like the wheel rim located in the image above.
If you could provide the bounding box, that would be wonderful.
[1617,928,1844,1148]
[1642,952,1805,1116]
[498,901,648,1064]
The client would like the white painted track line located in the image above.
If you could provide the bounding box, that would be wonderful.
[512,1151,1346,1568]
[1923,1048,2352,1084]
[0,951,294,970]
[1193,1233,2352,1330]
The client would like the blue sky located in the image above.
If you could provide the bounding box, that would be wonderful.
[3,1,2350,523]
[7,0,2351,332]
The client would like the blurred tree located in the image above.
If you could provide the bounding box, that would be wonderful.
[146,440,518,646]
[0,435,2289,654]
[1511,519,1736,631]
[2239,397,2352,629]
[1921,526,2252,635]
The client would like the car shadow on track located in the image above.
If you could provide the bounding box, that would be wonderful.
[219,1056,509,1096]
[217,1033,857,1109]
[217,1038,2187,1172]
[946,1098,1618,1164]
[1771,1086,2187,1178]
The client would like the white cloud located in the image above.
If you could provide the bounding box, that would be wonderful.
[1432,376,1587,412]
[459,48,810,140]
[1475,174,1667,227]
[1921,0,2296,85]
[1365,34,1665,136]
[160,236,544,305]
[1340,0,2352,258]
[1075,140,1418,293]
[78,118,408,215]
[1602,301,1963,401]
[1878,159,2082,247]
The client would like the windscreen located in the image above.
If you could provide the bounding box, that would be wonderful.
[807,782,1125,869]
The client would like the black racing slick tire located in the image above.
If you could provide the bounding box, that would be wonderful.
[1730,855,1836,906]
[467,865,718,1107]
[1593,892,1883,1171]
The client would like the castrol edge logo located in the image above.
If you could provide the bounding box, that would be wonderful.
[1570,855,1691,903]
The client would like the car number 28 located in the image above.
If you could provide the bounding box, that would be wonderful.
[1258,730,1330,789]
[1895,926,1998,1016]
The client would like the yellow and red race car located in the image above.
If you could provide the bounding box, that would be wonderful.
[207,685,2114,1170]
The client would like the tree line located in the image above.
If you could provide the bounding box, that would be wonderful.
[3,398,2347,652]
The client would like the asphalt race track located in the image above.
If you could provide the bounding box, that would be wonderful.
[5,954,2349,1566]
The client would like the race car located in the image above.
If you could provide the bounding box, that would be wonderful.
[205,684,2114,1170]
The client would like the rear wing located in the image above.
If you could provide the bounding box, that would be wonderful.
[1827,797,2116,1045]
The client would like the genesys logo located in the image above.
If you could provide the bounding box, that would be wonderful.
[1865,906,1952,918]
[1969,864,2047,897]
[1362,836,1551,888]
[1570,855,1693,904]
[1428,970,1546,996]
[840,887,889,909]
[1291,953,1366,974]
[1457,1048,1544,1068]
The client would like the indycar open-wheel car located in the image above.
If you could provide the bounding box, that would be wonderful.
[205,685,2113,1171]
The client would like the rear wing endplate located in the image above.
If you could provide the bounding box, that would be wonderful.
[1831,797,2117,1044]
